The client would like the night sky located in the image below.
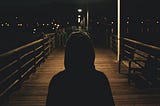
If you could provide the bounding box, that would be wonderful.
[0,0,159,18]
[122,0,160,17]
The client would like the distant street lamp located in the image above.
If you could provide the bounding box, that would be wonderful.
[77,9,82,13]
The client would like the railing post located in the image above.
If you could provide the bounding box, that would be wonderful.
[33,44,37,72]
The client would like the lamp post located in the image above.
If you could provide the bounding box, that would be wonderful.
[86,9,89,30]
[117,0,121,61]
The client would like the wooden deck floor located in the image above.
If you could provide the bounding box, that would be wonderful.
[3,48,160,106]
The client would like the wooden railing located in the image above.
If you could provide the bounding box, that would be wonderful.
[123,38,160,57]
[110,34,160,55]
[110,34,118,53]
[0,33,56,102]
[111,34,160,87]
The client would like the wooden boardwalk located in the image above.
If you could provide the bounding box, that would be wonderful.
[3,48,160,106]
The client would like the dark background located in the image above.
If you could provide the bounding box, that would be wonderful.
[0,0,160,18]
[0,0,160,52]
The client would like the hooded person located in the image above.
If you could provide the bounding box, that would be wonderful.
[46,31,115,106]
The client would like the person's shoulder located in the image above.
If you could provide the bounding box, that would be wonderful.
[94,70,109,80]
[94,70,105,76]
[50,70,66,83]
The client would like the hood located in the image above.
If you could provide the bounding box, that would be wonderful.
[64,31,95,72]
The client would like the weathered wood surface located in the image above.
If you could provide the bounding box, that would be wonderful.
[3,48,160,106]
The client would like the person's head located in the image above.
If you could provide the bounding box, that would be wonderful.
[64,31,95,72]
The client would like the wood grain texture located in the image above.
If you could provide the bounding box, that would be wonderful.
[3,48,160,106]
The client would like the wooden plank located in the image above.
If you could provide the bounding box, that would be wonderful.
[2,48,160,106]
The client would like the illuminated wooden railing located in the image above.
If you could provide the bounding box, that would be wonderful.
[113,35,160,87]
[110,34,118,53]
[122,38,160,57]
[110,34,160,55]
[0,33,56,102]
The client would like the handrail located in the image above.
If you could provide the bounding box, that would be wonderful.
[110,34,160,56]
[123,38,160,57]
[0,39,43,58]
[124,38,160,51]
[0,33,56,102]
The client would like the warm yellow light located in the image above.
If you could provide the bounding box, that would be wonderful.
[78,18,81,23]
[18,24,23,27]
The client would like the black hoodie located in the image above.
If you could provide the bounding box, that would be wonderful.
[46,31,115,106]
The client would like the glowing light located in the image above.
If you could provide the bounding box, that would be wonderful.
[47,24,49,26]
[54,23,57,26]
[7,24,10,27]
[18,24,23,27]
[67,22,69,24]
[33,29,36,31]
[51,22,54,24]
[77,9,82,13]
[78,15,81,18]
[141,21,143,24]
[43,24,45,26]
[96,22,99,24]
[78,18,81,23]
[52,27,54,30]
[87,10,89,30]
[57,24,60,27]
[157,21,159,24]
[111,21,114,24]
[1,24,4,27]
[126,21,129,24]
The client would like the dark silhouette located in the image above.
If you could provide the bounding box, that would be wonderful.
[46,31,115,106]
